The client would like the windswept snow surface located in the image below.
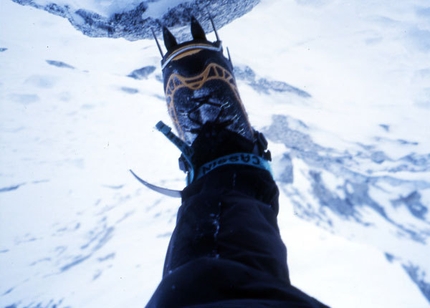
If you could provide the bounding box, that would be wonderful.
[1,0,430,307]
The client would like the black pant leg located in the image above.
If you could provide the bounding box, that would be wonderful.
[163,166,290,284]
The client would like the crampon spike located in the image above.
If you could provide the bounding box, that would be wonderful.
[227,47,232,65]
[151,28,164,57]
[191,15,207,40]
[163,26,178,51]
[209,14,220,42]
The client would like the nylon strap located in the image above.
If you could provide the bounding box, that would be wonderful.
[156,121,272,184]
[195,152,273,182]
[156,121,195,184]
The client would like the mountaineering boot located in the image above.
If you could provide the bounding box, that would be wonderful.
[157,16,272,184]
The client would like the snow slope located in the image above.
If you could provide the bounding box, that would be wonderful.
[1,0,429,307]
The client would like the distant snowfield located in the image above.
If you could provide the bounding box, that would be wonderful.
[141,0,192,19]
[1,0,429,307]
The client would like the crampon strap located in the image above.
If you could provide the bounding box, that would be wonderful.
[155,121,195,184]
[130,121,273,198]
[195,153,272,182]
[156,121,272,184]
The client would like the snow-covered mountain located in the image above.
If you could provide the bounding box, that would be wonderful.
[1,0,429,307]
[10,0,259,41]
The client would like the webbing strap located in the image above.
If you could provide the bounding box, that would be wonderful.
[195,152,273,182]
[156,121,195,184]
[156,121,272,184]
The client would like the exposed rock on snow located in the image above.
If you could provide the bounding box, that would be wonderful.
[12,0,260,42]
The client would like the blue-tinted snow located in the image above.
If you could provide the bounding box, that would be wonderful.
[1,0,430,307]
[234,65,311,97]
[46,60,75,69]
[12,0,260,41]
[127,66,156,80]
[0,184,23,193]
